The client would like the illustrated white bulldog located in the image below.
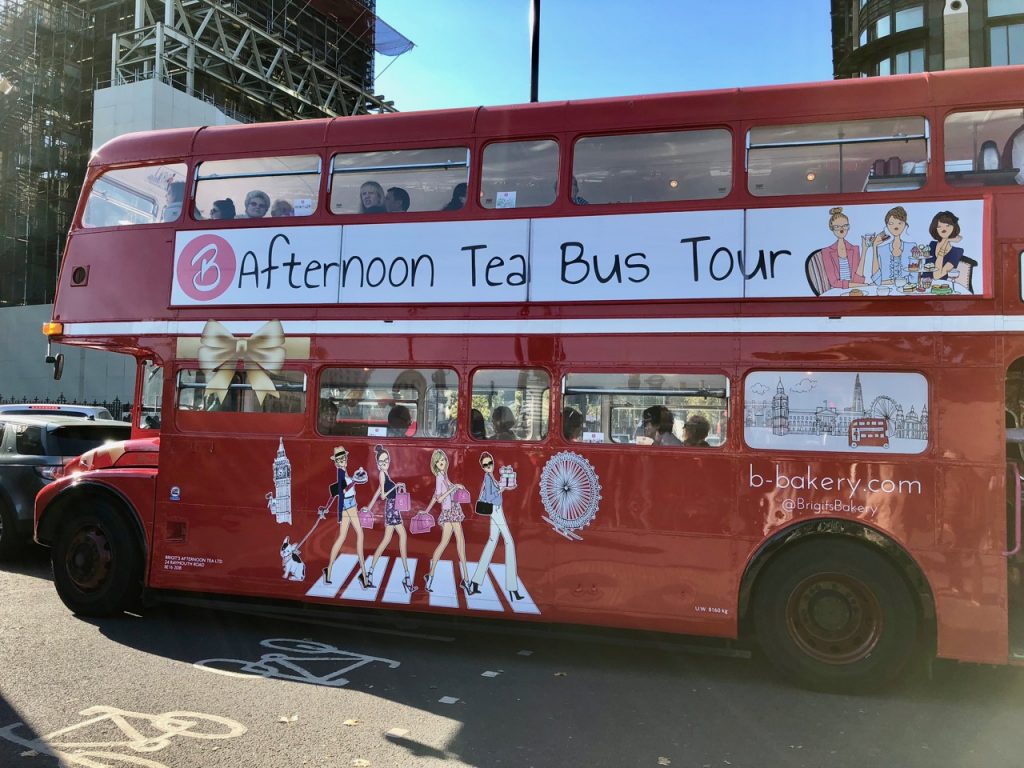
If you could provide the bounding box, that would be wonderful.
[280,536,305,581]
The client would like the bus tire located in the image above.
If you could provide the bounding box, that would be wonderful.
[752,538,918,692]
[51,502,143,617]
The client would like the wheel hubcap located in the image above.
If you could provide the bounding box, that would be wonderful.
[786,572,883,665]
[65,526,112,591]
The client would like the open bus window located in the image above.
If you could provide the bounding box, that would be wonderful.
[138,360,163,430]
[82,163,186,227]
[572,129,732,204]
[193,155,320,221]
[471,369,550,441]
[563,372,728,447]
[176,369,307,414]
[318,367,457,439]
[329,147,470,215]
[944,108,1024,187]
[480,139,558,209]
[747,116,928,196]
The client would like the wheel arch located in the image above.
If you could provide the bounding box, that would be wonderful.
[37,481,148,563]
[737,518,936,651]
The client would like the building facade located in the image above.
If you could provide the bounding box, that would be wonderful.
[831,0,1024,78]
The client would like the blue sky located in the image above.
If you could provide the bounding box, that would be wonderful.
[373,1,835,112]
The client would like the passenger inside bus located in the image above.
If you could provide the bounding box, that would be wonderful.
[360,181,386,213]
[318,399,339,434]
[562,407,583,441]
[641,405,682,446]
[387,405,413,437]
[244,190,271,218]
[162,180,185,222]
[210,199,236,219]
[491,406,517,440]
[442,182,467,211]
[470,408,486,440]
[385,187,411,213]
[682,414,711,447]
[270,199,294,217]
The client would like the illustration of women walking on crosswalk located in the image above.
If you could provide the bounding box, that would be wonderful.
[422,449,469,593]
[364,444,418,593]
[322,445,370,588]
[467,451,523,601]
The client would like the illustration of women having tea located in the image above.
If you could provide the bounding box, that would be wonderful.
[322,445,370,589]
[364,444,418,593]
[422,449,470,593]
[926,210,965,280]
[866,205,910,285]
[821,206,868,290]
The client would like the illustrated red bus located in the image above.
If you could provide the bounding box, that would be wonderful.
[848,418,889,449]
[35,65,1024,690]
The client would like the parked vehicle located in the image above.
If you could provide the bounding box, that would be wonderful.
[0,414,130,559]
[0,404,116,421]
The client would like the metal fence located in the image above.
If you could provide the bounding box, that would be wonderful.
[0,394,133,421]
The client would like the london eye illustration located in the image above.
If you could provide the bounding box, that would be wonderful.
[869,395,899,429]
[539,451,602,541]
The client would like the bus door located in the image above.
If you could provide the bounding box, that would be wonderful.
[553,374,739,634]
[149,366,312,597]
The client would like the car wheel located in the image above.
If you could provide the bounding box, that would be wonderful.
[0,498,25,560]
[753,538,919,692]
[51,502,143,616]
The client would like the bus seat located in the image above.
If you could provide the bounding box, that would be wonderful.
[804,250,829,296]
[1001,124,1024,183]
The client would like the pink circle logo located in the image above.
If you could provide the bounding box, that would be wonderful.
[176,235,237,302]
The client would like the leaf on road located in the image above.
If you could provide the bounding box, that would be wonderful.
[554,672,567,677]
[343,718,361,726]
[658,759,671,766]
[351,760,371,767]
[277,713,299,723]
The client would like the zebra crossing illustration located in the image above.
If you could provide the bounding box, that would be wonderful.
[306,553,539,614]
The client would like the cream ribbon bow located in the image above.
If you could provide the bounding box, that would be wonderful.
[197,320,286,405]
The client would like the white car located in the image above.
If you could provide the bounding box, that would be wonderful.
[0,404,116,421]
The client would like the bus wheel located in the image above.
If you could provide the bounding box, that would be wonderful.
[51,503,142,617]
[753,539,918,691]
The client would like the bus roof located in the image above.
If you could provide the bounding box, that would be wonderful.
[90,66,1024,167]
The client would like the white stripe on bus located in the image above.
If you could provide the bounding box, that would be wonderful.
[59,315,1024,337]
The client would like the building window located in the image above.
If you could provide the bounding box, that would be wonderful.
[991,23,1024,65]
[894,6,924,32]
[989,0,1024,18]
[874,15,891,39]
[893,47,926,73]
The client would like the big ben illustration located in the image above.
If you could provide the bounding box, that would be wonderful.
[267,438,293,525]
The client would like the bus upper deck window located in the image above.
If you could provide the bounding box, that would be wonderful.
[194,155,321,221]
[944,108,1024,187]
[329,148,470,215]
[572,129,732,205]
[747,117,928,196]
[81,163,186,228]
[480,140,558,210]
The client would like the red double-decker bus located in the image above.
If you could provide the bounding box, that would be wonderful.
[35,66,1024,690]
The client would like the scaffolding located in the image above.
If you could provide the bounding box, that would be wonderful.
[109,0,397,120]
[0,0,395,307]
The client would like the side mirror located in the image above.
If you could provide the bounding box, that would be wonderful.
[45,353,64,381]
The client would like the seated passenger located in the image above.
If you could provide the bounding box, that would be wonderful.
[244,190,271,218]
[360,181,386,213]
[270,199,294,217]
[162,180,185,222]
[387,404,413,437]
[491,405,517,441]
[385,186,411,213]
[442,182,467,211]
[469,408,486,440]
[210,199,236,220]
[571,176,589,205]
[318,399,339,434]
[640,405,681,446]
[682,414,711,447]
[562,407,583,441]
